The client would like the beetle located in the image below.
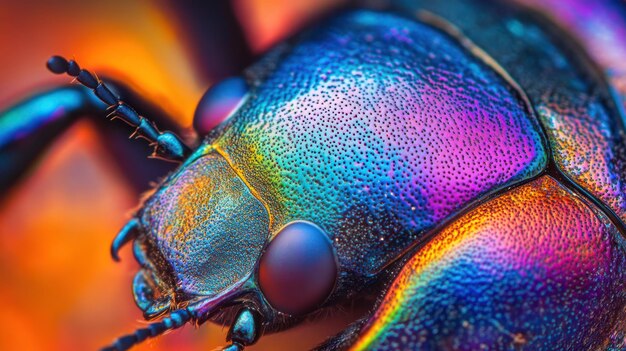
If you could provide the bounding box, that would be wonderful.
[2,0,626,350]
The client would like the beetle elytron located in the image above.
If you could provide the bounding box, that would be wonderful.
[3,0,626,350]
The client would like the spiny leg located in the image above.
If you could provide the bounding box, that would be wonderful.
[0,78,185,194]
[90,76,189,191]
[46,56,191,162]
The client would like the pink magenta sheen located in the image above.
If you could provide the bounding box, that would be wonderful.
[193,76,247,135]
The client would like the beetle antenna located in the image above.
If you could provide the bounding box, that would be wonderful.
[46,55,191,162]
[100,309,192,351]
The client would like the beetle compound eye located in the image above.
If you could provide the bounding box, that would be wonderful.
[258,221,337,316]
[193,76,248,135]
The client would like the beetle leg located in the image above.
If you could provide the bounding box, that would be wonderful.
[219,307,261,351]
[47,56,191,162]
[0,79,184,194]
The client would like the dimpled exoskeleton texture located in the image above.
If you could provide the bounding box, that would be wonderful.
[351,176,626,351]
[141,153,269,296]
[211,10,547,284]
[397,0,626,223]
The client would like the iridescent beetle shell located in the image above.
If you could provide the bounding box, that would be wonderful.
[323,0,626,349]
[351,176,626,350]
[137,7,551,319]
[104,0,626,349]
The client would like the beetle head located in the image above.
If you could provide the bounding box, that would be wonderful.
[112,146,339,347]
[131,149,270,320]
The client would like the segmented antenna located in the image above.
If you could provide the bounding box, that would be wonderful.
[46,55,191,162]
[101,309,192,351]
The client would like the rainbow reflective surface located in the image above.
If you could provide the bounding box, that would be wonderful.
[215,11,547,282]
[398,0,626,229]
[2,1,626,350]
[352,176,626,350]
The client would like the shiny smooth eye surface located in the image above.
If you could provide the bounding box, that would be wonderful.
[258,221,337,316]
[193,76,247,135]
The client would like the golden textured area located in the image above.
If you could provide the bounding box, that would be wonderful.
[141,153,269,296]
[537,101,625,221]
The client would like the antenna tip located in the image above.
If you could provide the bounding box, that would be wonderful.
[47,55,68,74]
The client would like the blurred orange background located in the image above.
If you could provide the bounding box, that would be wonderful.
[6,1,619,350]
[0,1,352,350]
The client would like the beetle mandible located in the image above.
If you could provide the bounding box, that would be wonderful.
[3,0,626,350]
